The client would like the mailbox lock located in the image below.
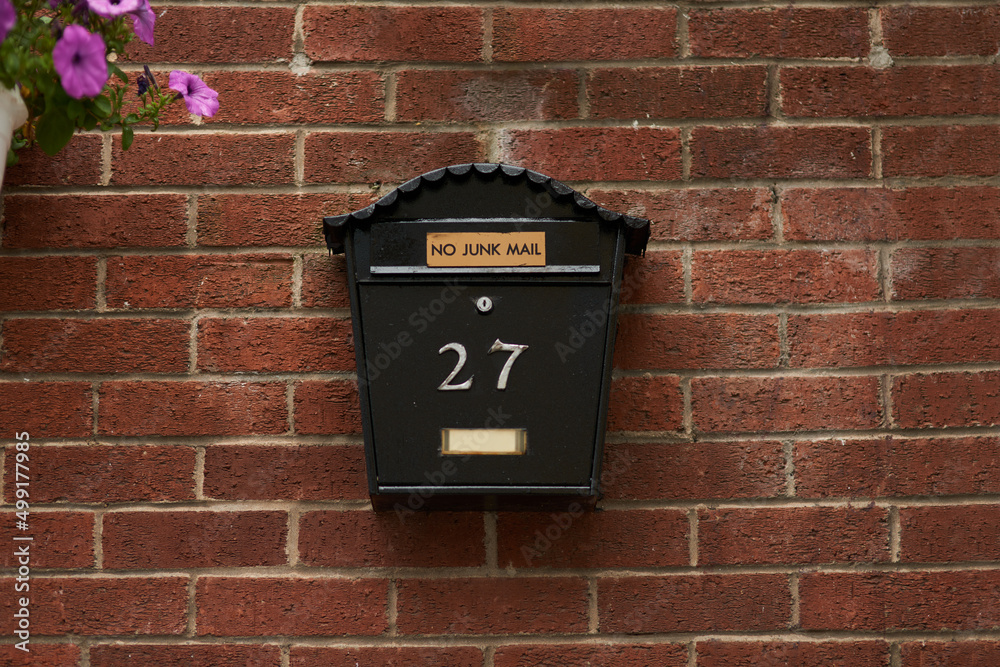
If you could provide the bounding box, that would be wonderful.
[476,296,493,314]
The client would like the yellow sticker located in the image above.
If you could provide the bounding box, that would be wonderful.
[426,232,546,267]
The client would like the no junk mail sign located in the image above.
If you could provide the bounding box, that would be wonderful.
[324,163,650,509]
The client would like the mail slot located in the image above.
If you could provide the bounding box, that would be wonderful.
[324,163,649,509]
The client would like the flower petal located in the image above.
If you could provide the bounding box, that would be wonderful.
[52,25,108,99]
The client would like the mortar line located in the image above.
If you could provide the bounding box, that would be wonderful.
[682,246,693,304]
[783,439,796,498]
[789,572,800,629]
[481,6,493,63]
[777,313,790,368]
[185,193,198,248]
[286,505,300,567]
[872,126,884,180]
[387,578,399,637]
[890,642,903,667]
[890,505,902,563]
[880,245,894,302]
[100,134,112,186]
[688,507,699,567]
[588,577,599,634]
[676,6,690,59]
[384,70,397,123]
[484,511,498,572]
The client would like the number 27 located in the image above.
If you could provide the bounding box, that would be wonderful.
[438,339,528,391]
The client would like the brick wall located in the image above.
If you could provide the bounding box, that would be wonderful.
[2,2,999,665]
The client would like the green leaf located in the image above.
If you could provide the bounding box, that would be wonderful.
[92,95,112,117]
[67,98,84,122]
[35,108,74,156]
[111,64,128,84]
[121,126,134,150]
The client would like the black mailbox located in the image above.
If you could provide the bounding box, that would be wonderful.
[324,163,649,510]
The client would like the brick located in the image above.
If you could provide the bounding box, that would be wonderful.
[619,250,684,305]
[789,310,1000,368]
[493,8,676,61]
[2,194,187,248]
[0,577,187,635]
[599,574,790,633]
[301,253,351,309]
[587,188,774,242]
[883,7,1000,57]
[691,126,871,179]
[3,444,196,503]
[105,254,293,309]
[894,372,1000,429]
[1,318,189,373]
[0,256,96,311]
[293,380,363,435]
[396,577,588,634]
[796,437,1000,498]
[694,249,878,304]
[198,317,354,373]
[800,570,1000,631]
[615,313,779,370]
[292,647,483,667]
[497,509,688,569]
[893,247,1000,300]
[0,512,93,568]
[901,505,1000,563]
[128,7,294,63]
[607,375,683,432]
[901,641,1000,666]
[299,510,484,567]
[305,131,484,184]
[0,643,79,666]
[499,127,681,182]
[783,187,1000,241]
[103,511,288,569]
[99,381,288,436]
[883,125,1000,177]
[689,7,868,58]
[197,577,387,636]
[396,69,578,122]
[494,644,688,667]
[692,376,881,433]
[111,133,295,186]
[699,507,890,566]
[304,6,483,62]
[4,136,101,186]
[198,193,376,248]
[0,382,91,438]
[601,441,787,501]
[698,641,889,667]
[204,444,367,500]
[588,66,767,119]
[90,644,282,666]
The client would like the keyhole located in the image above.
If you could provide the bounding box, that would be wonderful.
[476,296,493,313]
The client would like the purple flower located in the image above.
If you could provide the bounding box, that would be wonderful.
[130,0,155,45]
[0,0,16,42]
[52,25,108,99]
[87,0,141,18]
[169,70,218,117]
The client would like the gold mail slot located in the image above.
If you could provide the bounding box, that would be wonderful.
[426,232,545,267]
[441,428,527,455]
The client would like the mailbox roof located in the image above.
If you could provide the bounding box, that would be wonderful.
[324,163,650,256]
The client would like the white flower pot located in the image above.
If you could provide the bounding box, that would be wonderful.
[0,85,28,188]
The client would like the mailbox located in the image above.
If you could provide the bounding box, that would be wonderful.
[324,163,649,510]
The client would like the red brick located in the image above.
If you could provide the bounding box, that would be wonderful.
[901,505,1000,563]
[883,125,1000,177]
[128,7,294,63]
[901,641,1000,666]
[894,372,1000,429]
[0,512,93,568]
[2,194,187,248]
[497,509,688,568]
[204,444,366,500]
[494,644,688,667]
[698,640,889,667]
[196,577,387,636]
[615,313,779,370]
[800,570,1000,631]
[301,253,351,309]
[607,375,683,432]
[396,69,578,122]
[499,127,681,182]
[3,444,196,503]
[619,250,684,305]
[299,510,484,567]
[0,644,79,665]
[197,193,376,248]
[599,574,791,633]
[293,380,363,435]
[1,318,189,373]
[587,188,774,242]
[692,376,881,433]
[783,187,1000,241]
[198,317,353,373]
[292,646,483,667]
[99,381,288,436]
[304,6,483,62]
[0,382,91,438]
[105,254,293,309]
[103,511,287,569]
[111,133,295,186]
[396,578,588,635]
[690,8,868,58]
[699,507,890,566]
[90,644,282,666]
[588,66,767,119]
[691,126,871,179]
[0,256,96,311]
[893,247,1000,300]
[5,137,101,186]
[601,441,787,501]
[0,577,187,635]
[305,131,484,184]
[796,437,1000,498]
[883,7,1000,57]
[493,8,676,61]
[694,249,878,304]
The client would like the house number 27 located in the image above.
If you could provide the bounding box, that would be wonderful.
[438,339,528,391]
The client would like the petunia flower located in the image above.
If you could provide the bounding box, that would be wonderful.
[129,0,155,45]
[168,70,218,117]
[52,25,108,99]
[86,0,141,18]
[0,0,16,42]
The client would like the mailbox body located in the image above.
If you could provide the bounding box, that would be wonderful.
[325,164,649,508]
